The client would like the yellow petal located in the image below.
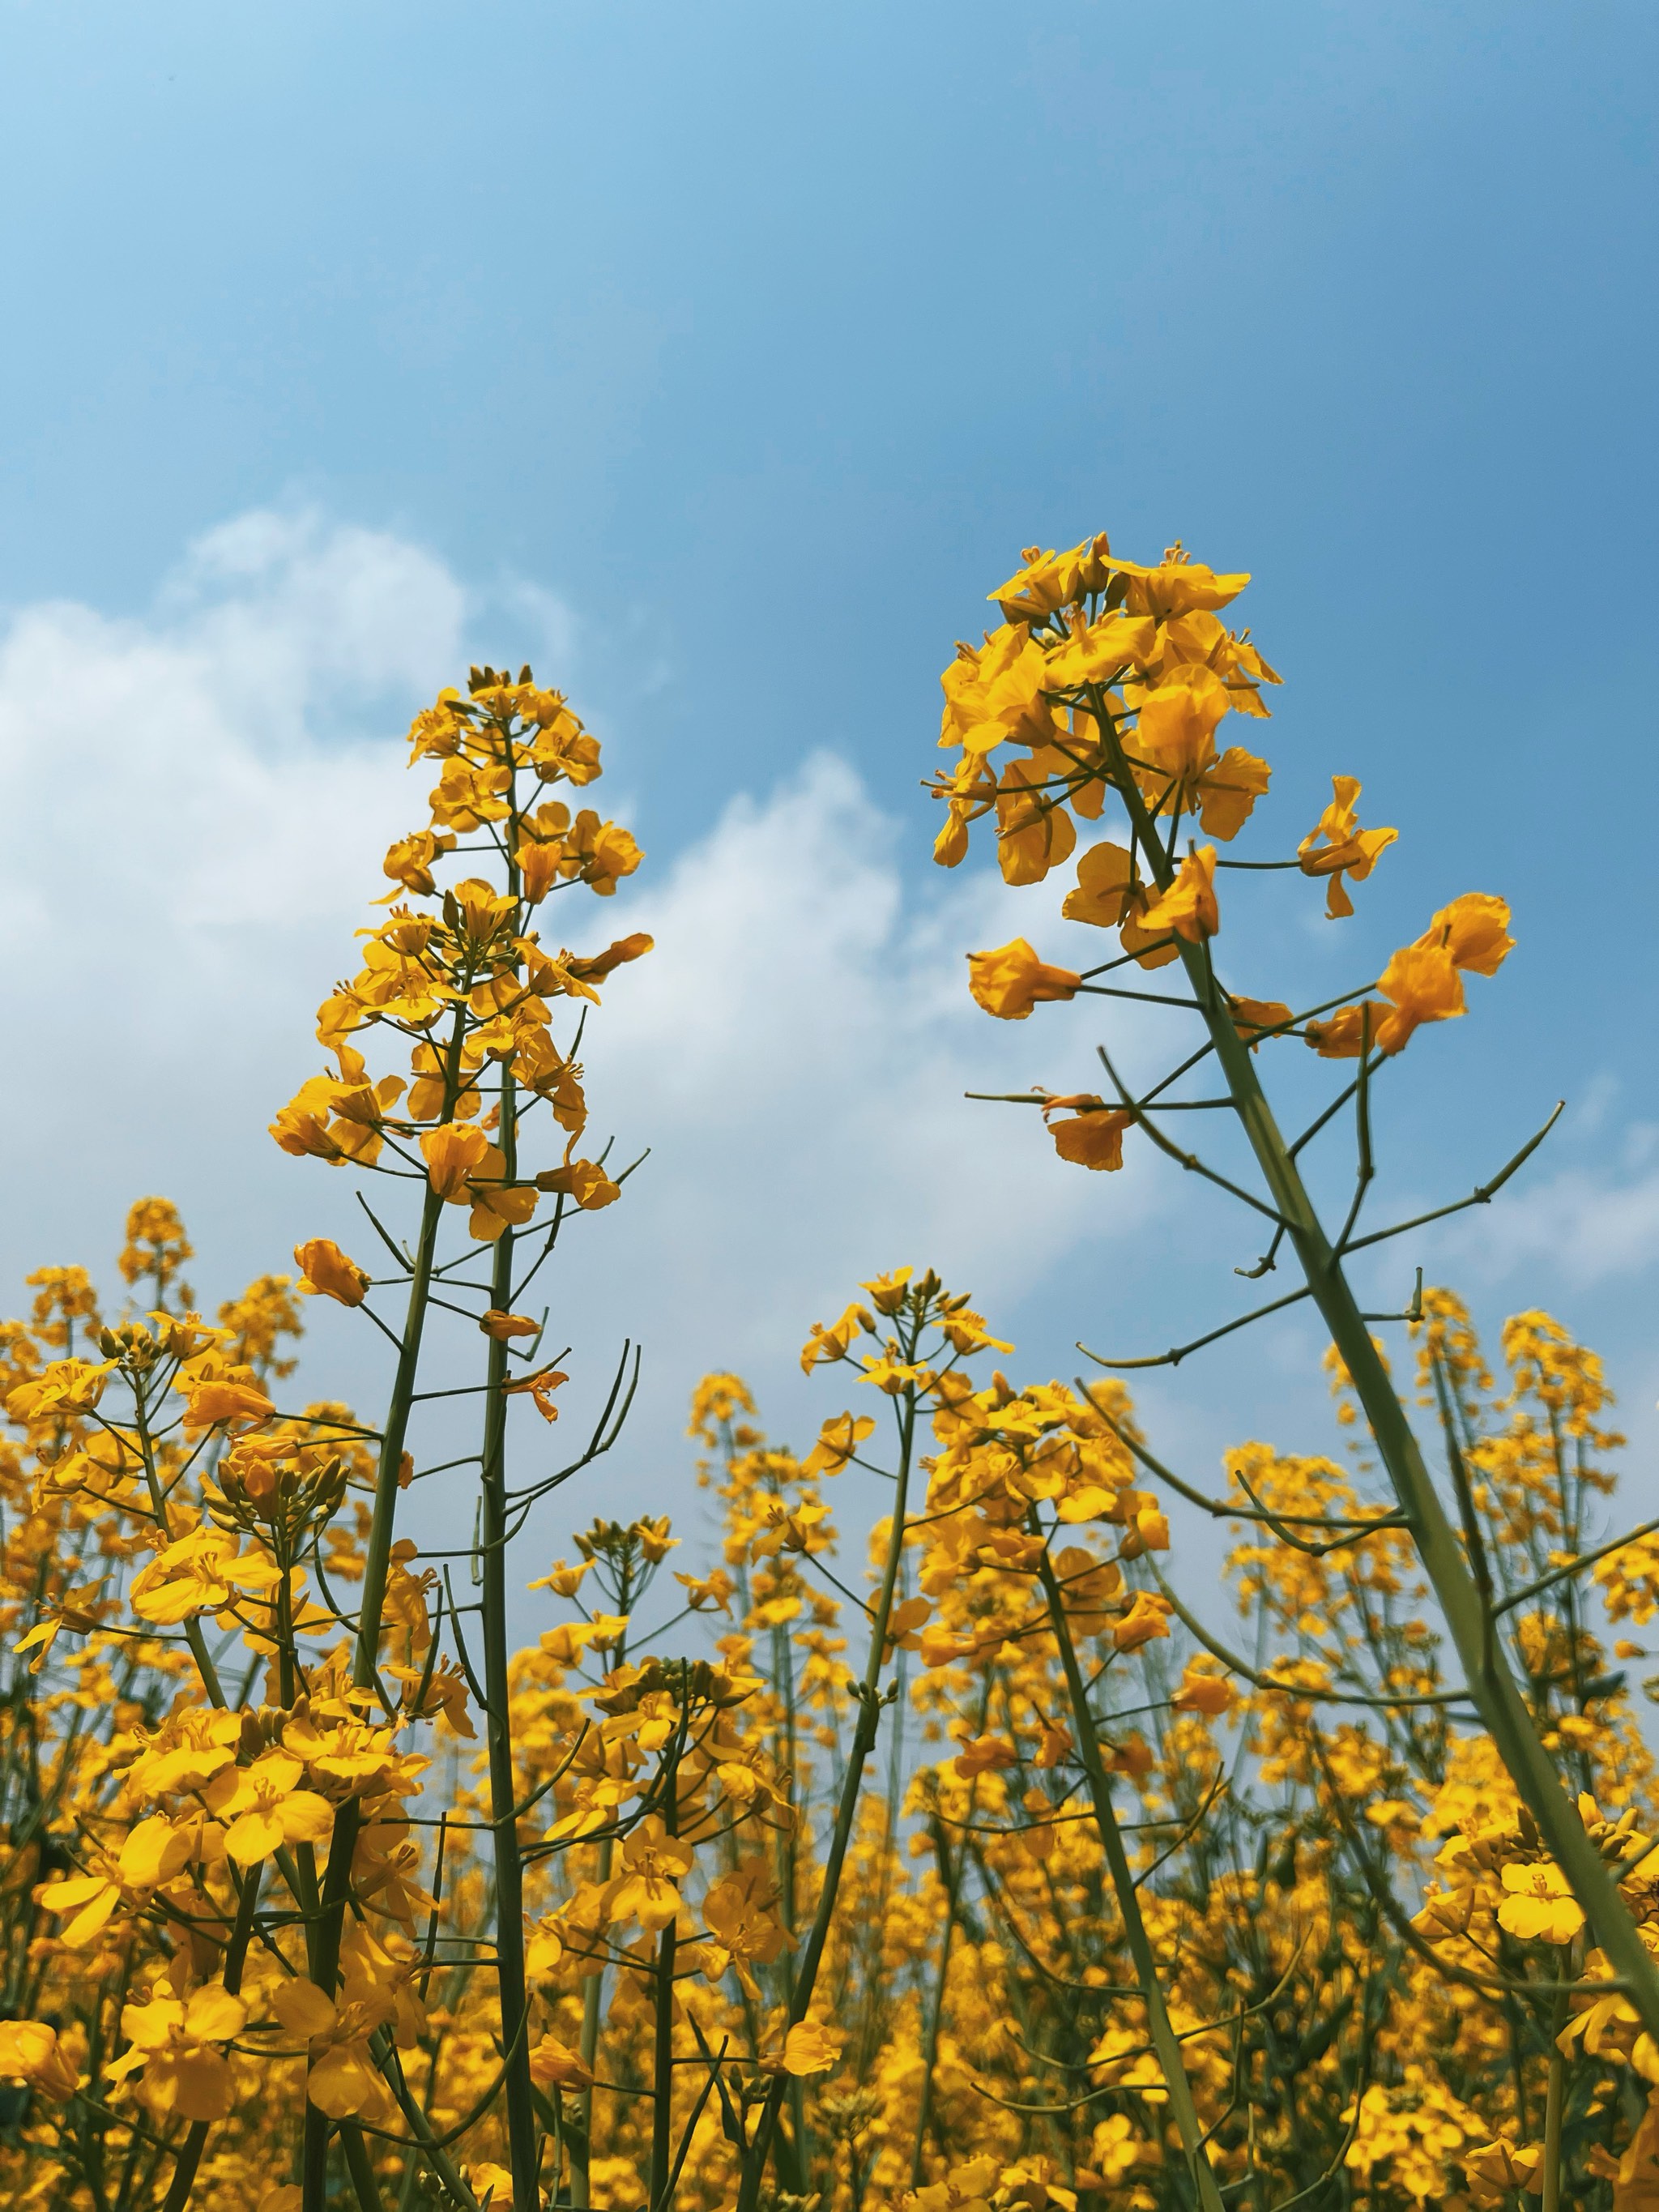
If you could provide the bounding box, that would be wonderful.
[307,2040,383,2120]
[119,1817,194,1887]
[782,2021,846,2076]
[272,1980,338,2040]
[277,1792,336,1847]
[170,2046,237,2124]
[184,1985,249,2043]
[226,1809,287,1867]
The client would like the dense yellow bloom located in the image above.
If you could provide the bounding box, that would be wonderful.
[6,1354,114,1421]
[0,593,1606,2212]
[3,1249,1653,2206]
[130,1529,283,1622]
[1043,610,1157,689]
[272,1981,396,2124]
[1132,668,1269,839]
[701,1860,792,1999]
[202,1750,335,1865]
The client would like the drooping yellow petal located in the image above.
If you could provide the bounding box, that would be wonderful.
[161,2045,237,2123]
[293,1239,371,1307]
[1063,841,1135,929]
[528,2033,594,2091]
[1047,1106,1132,1172]
[966,940,1081,1021]
[1196,746,1271,841]
[1137,848,1219,943]
[1375,943,1465,1055]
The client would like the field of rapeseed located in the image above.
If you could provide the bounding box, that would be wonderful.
[2,529,1654,2212]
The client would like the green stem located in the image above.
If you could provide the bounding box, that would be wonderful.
[1201,1006,1659,2032]
[341,2124,388,2212]
[479,769,541,2211]
[569,1835,611,2210]
[908,1813,966,2189]
[1038,1550,1226,2212]
[480,1078,539,2210]
[1542,1970,1572,2212]
[734,1380,919,2212]
[365,2024,482,2210]
[305,1013,469,2212]
[355,1182,457,1688]
[648,1915,678,2210]
[650,1774,679,2210]
[1092,695,1659,2042]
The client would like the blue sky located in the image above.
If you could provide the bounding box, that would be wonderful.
[1,2,1655,1607]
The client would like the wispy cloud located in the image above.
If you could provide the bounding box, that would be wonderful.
[1439,1119,1659,1290]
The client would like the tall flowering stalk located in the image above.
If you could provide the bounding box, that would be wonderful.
[269,665,649,2211]
[926,527,1659,2046]
[0,666,666,2212]
[729,1268,1015,2212]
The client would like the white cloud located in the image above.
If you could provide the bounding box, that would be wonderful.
[0,508,461,954]
[156,508,470,730]
[0,508,1162,1532]
[1441,1140,1659,1289]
